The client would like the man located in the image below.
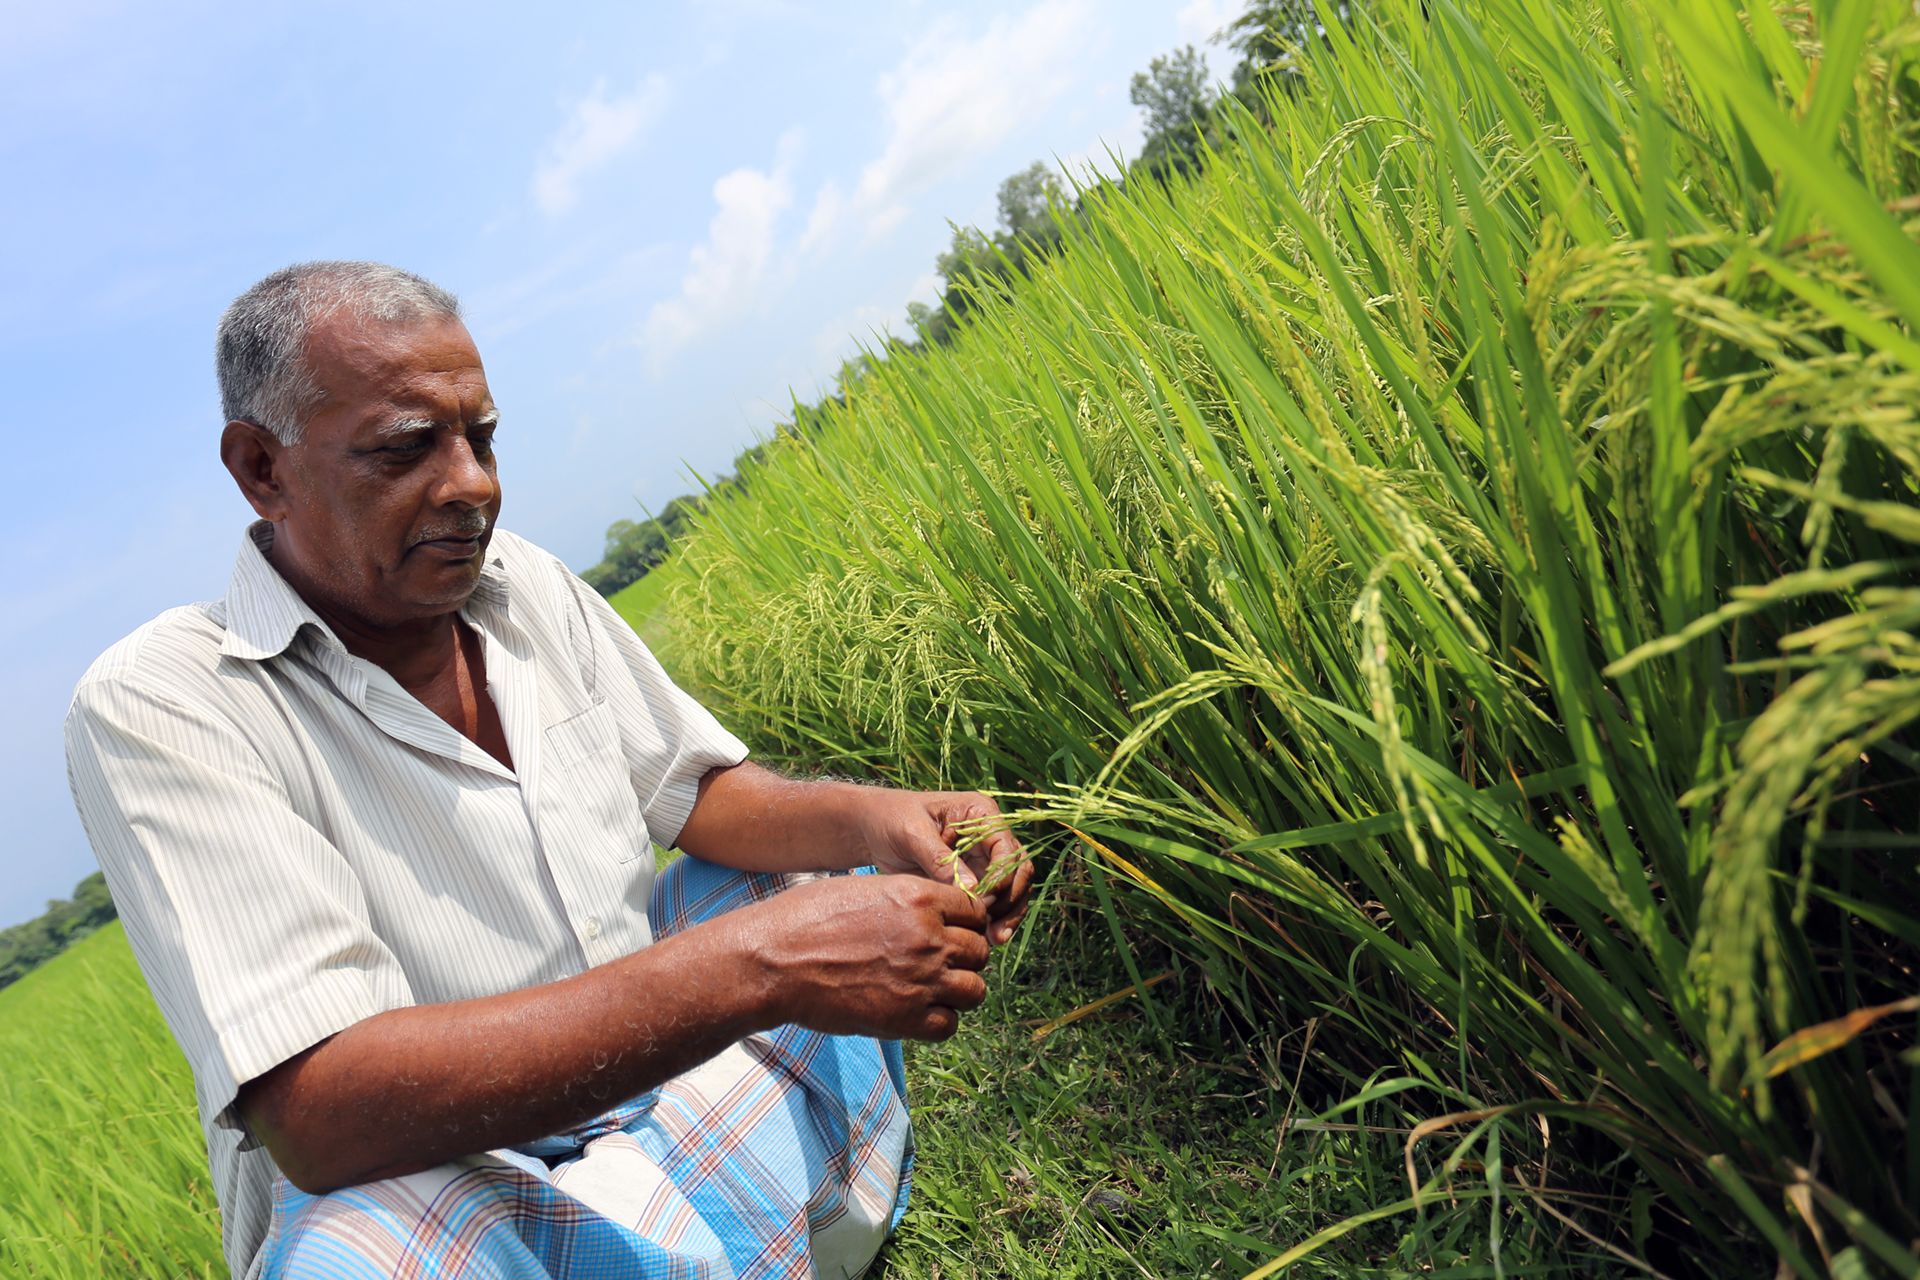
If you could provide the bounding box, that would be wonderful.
[65,261,1033,1280]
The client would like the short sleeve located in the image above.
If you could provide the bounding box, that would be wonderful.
[560,572,748,848]
[64,674,415,1135]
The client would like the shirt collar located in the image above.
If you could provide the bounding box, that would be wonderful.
[217,520,519,662]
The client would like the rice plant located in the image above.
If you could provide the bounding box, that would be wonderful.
[0,924,223,1278]
[654,0,1920,1270]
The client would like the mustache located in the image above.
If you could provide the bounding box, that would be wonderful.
[414,513,492,543]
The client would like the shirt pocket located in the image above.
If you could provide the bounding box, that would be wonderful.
[541,701,650,863]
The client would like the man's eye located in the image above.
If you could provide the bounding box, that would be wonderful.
[383,440,429,457]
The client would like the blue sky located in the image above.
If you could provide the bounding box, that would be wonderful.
[0,0,1244,927]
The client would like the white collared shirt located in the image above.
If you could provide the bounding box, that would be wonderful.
[64,522,748,1277]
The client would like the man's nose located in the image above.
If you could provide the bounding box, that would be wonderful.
[434,436,496,508]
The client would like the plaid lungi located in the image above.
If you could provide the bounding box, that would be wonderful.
[256,858,914,1280]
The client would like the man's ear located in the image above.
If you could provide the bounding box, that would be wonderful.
[220,420,293,521]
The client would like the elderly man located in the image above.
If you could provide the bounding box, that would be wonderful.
[65,261,1032,1280]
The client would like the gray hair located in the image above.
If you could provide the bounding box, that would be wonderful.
[216,261,461,445]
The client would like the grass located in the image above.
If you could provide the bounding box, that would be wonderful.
[0,923,223,1279]
[610,565,677,652]
[878,864,1639,1278]
[643,0,1920,1270]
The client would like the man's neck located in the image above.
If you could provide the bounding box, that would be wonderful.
[266,540,466,691]
[325,607,466,692]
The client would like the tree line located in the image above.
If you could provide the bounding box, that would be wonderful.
[0,872,117,991]
[582,1,1356,597]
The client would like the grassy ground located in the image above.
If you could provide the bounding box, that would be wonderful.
[1,895,1488,1278]
[609,569,675,652]
[873,868,1622,1278]
[0,923,223,1278]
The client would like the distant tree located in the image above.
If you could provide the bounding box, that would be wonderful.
[1131,46,1215,179]
[995,161,1066,251]
[833,352,878,396]
[580,518,664,596]
[924,224,1001,346]
[920,163,1076,346]
[935,224,998,290]
[0,872,118,990]
[73,872,114,920]
[1227,1,1360,104]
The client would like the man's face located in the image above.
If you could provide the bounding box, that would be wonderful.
[265,312,502,627]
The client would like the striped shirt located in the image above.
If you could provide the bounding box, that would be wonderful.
[65,521,753,1277]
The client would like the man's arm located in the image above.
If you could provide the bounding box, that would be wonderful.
[239,871,990,1193]
[675,761,1036,946]
[67,668,992,1198]
[248,762,1032,1193]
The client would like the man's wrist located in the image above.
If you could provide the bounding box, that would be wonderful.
[701,907,787,1034]
[809,777,884,870]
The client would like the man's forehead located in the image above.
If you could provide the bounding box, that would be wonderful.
[305,311,484,384]
[303,312,490,415]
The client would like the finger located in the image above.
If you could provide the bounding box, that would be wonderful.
[944,792,1006,847]
[992,907,1029,946]
[938,969,988,1012]
[988,859,1036,945]
[959,790,1004,819]
[904,825,974,891]
[978,827,1023,881]
[947,839,1009,909]
[944,924,991,971]
[987,853,1034,913]
[914,1006,961,1041]
[933,884,990,931]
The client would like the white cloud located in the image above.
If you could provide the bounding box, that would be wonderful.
[1176,0,1239,46]
[798,180,845,257]
[532,74,669,216]
[640,130,804,367]
[807,0,1098,250]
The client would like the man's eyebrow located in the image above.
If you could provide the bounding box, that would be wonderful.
[368,410,499,441]
[371,416,440,441]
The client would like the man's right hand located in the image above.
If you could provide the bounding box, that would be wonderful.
[734,875,992,1041]
[239,872,990,1194]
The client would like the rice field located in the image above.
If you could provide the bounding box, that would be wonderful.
[643,0,1920,1272]
[0,923,223,1278]
[10,0,1920,1273]
[610,564,676,652]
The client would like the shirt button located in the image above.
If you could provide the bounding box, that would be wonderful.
[582,916,602,940]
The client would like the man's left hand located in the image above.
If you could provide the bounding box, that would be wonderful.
[856,789,1033,946]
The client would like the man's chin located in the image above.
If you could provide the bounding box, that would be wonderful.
[389,557,485,614]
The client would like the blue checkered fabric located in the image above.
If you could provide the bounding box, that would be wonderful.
[255,857,913,1279]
